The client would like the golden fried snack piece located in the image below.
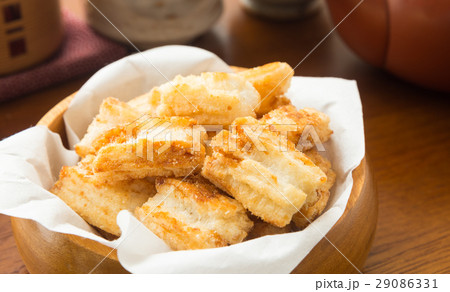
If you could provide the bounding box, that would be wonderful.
[238,62,294,116]
[75,97,141,157]
[268,94,292,112]
[91,116,206,181]
[202,117,327,227]
[141,72,261,125]
[260,105,333,151]
[135,177,253,250]
[246,216,293,240]
[127,92,154,114]
[292,149,336,230]
[50,155,156,236]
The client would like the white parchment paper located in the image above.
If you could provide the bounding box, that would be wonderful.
[0,45,365,273]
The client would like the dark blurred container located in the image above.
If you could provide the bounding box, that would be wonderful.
[87,0,223,49]
[326,0,450,92]
[241,0,320,20]
[0,0,63,76]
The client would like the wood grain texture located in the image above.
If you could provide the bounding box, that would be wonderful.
[0,215,28,274]
[11,218,126,274]
[1,0,449,273]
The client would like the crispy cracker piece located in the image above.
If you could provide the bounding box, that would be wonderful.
[75,97,141,157]
[135,177,253,250]
[50,155,156,236]
[292,149,336,230]
[127,92,154,114]
[238,62,294,116]
[139,72,261,125]
[260,105,333,151]
[265,94,292,114]
[91,116,206,181]
[201,117,327,227]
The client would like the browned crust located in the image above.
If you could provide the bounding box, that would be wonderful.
[51,156,156,236]
[202,117,327,227]
[135,177,253,250]
[292,149,336,229]
[260,105,333,150]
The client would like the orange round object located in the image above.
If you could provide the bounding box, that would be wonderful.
[326,0,450,92]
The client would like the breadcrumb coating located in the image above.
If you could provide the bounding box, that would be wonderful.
[51,155,156,236]
[91,116,206,181]
[202,117,327,227]
[136,177,253,250]
[260,105,333,150]
[136,72,261,125]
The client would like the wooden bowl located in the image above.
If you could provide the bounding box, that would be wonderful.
[11,94,377,274]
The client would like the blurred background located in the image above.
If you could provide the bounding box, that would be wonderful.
[1,0,449,103]
[0,0,449,273]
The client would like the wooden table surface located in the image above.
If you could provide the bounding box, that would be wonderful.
[0,0,449,274]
